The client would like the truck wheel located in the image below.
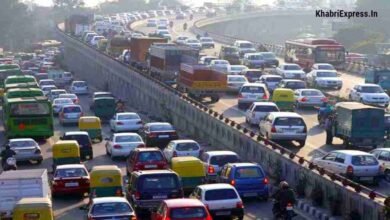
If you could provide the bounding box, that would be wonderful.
[298,140,305,148]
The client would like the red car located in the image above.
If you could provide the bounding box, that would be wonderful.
[52,164,90,196]
[126,147,168,176]
[152,198,212,220]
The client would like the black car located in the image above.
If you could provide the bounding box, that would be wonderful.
[219,46,240,65]
[140,122,178,149]
[61,131,93,160]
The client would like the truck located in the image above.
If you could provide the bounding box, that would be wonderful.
[177,63,228,102]
[0,169,51,218]
[129,37,167,70]
[365,68,390,94]
[106,35,131,58]
[149,43,199,85]
[65,14,91,36]
[332,102,385,148]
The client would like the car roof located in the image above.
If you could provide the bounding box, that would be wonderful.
[64,131,89,136]
[39,79,54,82]
[170,139,198,144]
[252,101,277,106]
[62,104,81,108]
[228,75,246,78]
[235,40,251,44]
[373,148,390,152]
[358,83,381,87]
[314,63,333,66]
[113,132,140,137]
[145,122,172,126]
[53,98,72,101]
[268,112,302,118]
[261,74,282,78]
[164,198,206,207]
[134,147,160,152]
[117,112,138,116]
[205,151,238,156]
[282,63,300,66]
[242,82,266,87]
[282,79,304,82]
[296,89,323,93]
[330,150,373,156]
[313,69,337,72]
[198,183,235,190]
[56,164,86,169]
[92,197,129,204]
[227,162,260,168]
[134,170,176,175]
[72,80,86,83]
[9,138,35,142]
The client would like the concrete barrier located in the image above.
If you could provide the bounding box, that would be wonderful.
[56,27,386,220]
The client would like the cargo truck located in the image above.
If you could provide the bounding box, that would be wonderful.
[177,63,227,103]
[365,68,390,94]
[149,43,199,85]
[65,14,91,36]
[0,169,51,219]
[129,37,167,70]
[106,35,131,58]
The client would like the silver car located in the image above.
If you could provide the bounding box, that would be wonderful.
[52,98,74,115]
[294,89,327,108]
[105,133,145,159]
[200,151,240,182]
[257,75,282,92]
[48,89,67,102]
[8,138,43,164]
[70,81,88,95]
[259,112,307,147]
[237,83,269,109]
[227,75,248,92]
[59,104,83,124]
[245,102,279,126]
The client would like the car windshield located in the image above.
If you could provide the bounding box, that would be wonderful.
[266,77,282,82]
[254,105,279,112]
[224,47,238,53]
[235,167,264,178]
[60,94,76,99]
[284,65,301,70]
[240,43,254,48]
[317,72,337,77]
[115,135,142,142]
[63,134,90,145]
[55,168,87,178]
[205,189,238,201]
[286,81,306,88]
[188,40,199,43]
[159,31,169,35]
[229,77,247,82]
[210,155,239,166]
[91,202,132,215]
[351,155,379,166]
[140,175,178,189]
[317,65,335,70]
[63,106,81,113]
[274,117,305,126]
[230,66,246,71]
[301,90,323,96]
[249,55,263,60]
[137,151,163,162]
[245,71,262,77]
[201,38,213,42]
[10,140,36,148]
[241,86,265,93]
[54,99,73,105]
[118,114,140,120]
[73,82,86,87]
[361,86,384,93]
[261,53,276,59]
[176,142,200,151]
[170,207,207,218]
[150,124,174,131]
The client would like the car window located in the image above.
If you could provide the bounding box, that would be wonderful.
[205,189,238,201]
[274,117,304,126]
[150,124,174,131]
[73,82,86,87]
[170,207,207,218]
[228,77,247,82]
[9,140,37,148]
[91,202,132,215]
[253,105,278,112]
[360,86,384,93]
[378,151,390,161]
[55,168,87,178]
[118,114,140,120]
[351,155,379,166]
[63,106,81,113]
[63,134,90,145]
[266,77,282,82]
[301,90,322,96]
[284,65,301,70]
[235,167,264,178]
[176,142,199,151]
[245,71,262,77]
[317,72,337,77]
[137,151,163,162]
[323,152,337,161]
[240,86,265,93]
[210,155,239,166]
[335,153,346,163]
[115,135,142,142]
[140,175,178,190]
[54,99,73,104]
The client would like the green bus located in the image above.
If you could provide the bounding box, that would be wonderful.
[4,75,37,85]
[5,88,44,99]
[0,64,22,97]
[4,82,39,93]
[3,96,54,138]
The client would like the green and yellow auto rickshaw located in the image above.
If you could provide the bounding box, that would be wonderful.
[78,116,102,142]
[52,140,81,171]
[171,156,206,193]
[271,88,295,111]
[89,165,124,199]
[13,197,54,220]
[92,97,116,120]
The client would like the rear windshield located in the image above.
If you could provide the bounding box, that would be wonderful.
[235,167,264,178]
[10,140,36,148]
[63,134,90,145]
[229,77,247,82]
[286,82,305,88]
[118,114,140,120]
[274,117,305,126]
[92,202,132,215]
[317,72,337,77]
[301,90,322,96]
[361,86,383,93]
[265,77,282,82]
[150,124,174,131]
[73,82,86,87]
[54,99,73,104]
[115,135,142,142]
[318,65,335,70]
[63,106,81,113]
[176,142,200,151]
[284,65,301,70]
[240,86,265,93]
[137,151,164,162]
[254,105,278,112]
[246,71,262,77]
[55,168,88,178]
[205,189,238,201]
[170,207,207,218]
[210,155,239,166]
[140,175,178,190]
[351,155,379,166]
[239,43,253,48]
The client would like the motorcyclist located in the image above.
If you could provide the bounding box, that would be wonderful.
[1,144,16,169]
[272,181,297,218]
[318,101,334,124]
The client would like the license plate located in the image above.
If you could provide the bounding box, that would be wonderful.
[145,164,157,168]
[216,211,231,216]
[286,206,293,210]
[65,182,79,187]
[360,177,373,181]
[284,128,296,133]
[153,195,167,199]
[244,192,257,197]
[248,95,257,99]
[159,135,169,138]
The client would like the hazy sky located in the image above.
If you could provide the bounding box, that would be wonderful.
[28,0,109,7]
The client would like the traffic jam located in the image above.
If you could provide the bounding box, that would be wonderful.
[0,5,389,220]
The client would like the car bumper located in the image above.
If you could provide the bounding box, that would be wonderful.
[269,134,306,141]
[114,125,142,132]
[237,188,269,198]
[111,149,133,157]
[297,101,324,107]
[132,199,163,210]
[60,118,80,124]
[209,208,244,218]
[52,186,89,195]
[363,100,389,107]
[15,154,43,162]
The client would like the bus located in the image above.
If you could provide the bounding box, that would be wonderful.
[284,38,346,69]
[4,75,37,85]
[3,96,53,138]
[4,82,39,93]
[5,88,44,99]
[0,64,23,96]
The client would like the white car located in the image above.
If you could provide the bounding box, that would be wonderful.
[311,63,335,71]
[41,85,57,96]
[199,55,218,65]
[59,93,79,104]
[105,133,145,159]
[227,75,248,92]
[164,139,201,161]
[237,83,269,109]
[306,69,342,89]
[276,63,306,80]
[257,75,283,92]
[313,150,382,184]
[370,148,390,181]
[70,81,88,95]
[39,79,55,88]
[233,40,256,57]
[294,89,327,108]
[245,102,279,126]
[110,112,143,132]
[175,36,189,44]
[349,83,390,107]
[90,35,105,46]
[199,37,215,48]
[200,151,240,182]
[146,19,157,27]
[48,89,67,102]
[185,39,202,50]
[210,59,230,72]
[52,98,74,115]
[227,65,248,75]
[190,184,244,219]
[8,138,43,164]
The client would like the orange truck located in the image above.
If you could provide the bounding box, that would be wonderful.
[177,64,227,102]
[129,37,167,70]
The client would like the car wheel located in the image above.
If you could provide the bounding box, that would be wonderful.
[298,140,306,148]
[36,159,42,165]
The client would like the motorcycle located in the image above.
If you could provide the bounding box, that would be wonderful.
[3,157,17,171]
[316,106,334,127]
[272,201,296,220]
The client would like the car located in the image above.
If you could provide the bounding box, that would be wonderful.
[200,151,240,182]
[218,163,269,200]
[245,102,280,126]
[52,98,74,115]
[190,184,244,220]
[185,39,202,50]
[370,148,390,181]
[349,83,390,107]
[90,35,105,46]
[277,79,306,90]
[227,65,248,75]
[38,79,55,88]
[110,112,143,132]
[241,69,263,82]
[306,69,342,89]
[157,25,168,30]
[237,82,269,109]
[258,52,279,67]
[176,13,186,19]
[59,104,83,125]
[52,164,90,196]
[259,112,307,147]
[7,138,43,164]
[127,170,183,212]
[199,55,218,65]
[242,53,266,69]
[164,139,202,161]
[233,40,256,57]
[227,75,248,92]
[219,45,240,65]
[105,132,145,159]
[48,89,67,102]
[61,131,93,160]
[175,36,189,45]
[70,80,88,95]
[313,150,382,184]
[151,198,212,220]
[140,122,178,149]
[147,19,158,27]
[155,30,172,40]
[58,93,79,104]
[199,37,215,48]
[210,59,230,73]
[311,63,336,71]
[294,89,327,108]
[41,85,57,96]
[126,147,168,174]
[276,63,306,80]
[257,75,283,92]
[87,197,136,219]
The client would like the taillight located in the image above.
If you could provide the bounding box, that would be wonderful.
[271,126,277,133]
[130,216,137,220]
[262,93,268,100]
[208,165,215,174]
[236,201,244,209]
[134,191,141,200]
[173,151,178,157]
[88,216,95,220]
[35,149,41,154]
[149,133,157,138]
[300,97,307,102]
[238,94,243,98]
[230,179,235,186]
[263,177,269,185]
[74,98,79,104]
[137,144,145,148]
[287,202,293,208]
[347,165,353,174]
[321,97,328,102]
[170,131,178,136]
[115,189,123,196]
[116,121,124,125]
[113,145,122,149]
[134,163,142,171]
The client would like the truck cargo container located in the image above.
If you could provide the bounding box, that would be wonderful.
[106,35,131,58]
[129,37,167,70]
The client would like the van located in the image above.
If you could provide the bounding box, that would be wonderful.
[237,83,269,109]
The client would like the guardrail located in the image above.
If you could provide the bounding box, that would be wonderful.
[57,20,387,219]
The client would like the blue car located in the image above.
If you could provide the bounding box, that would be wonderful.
[218,162,269,200]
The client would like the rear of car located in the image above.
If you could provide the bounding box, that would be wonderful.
[227,75,248,93]
[132,149,168,171]
[52,98,74,115]
[111,113,143,132]
[245,102,279,125]
[59,93,79,104]
[144,123,179,149]
[260,75,282,92]
[238,83,269,109]
[170,140,201,159]
[9,138,43,163]
[243,69,263,82]
[111,134,145,157]
[295,89,327,108]
[52,165,90,196]
[62,132,93,160]
[70,81,88,95]
[88,197,136,220]
[59,105,83,124]
[269,114,307,146]
[347,154,382,183]
[49,89,67,101]
[204,152,240,182]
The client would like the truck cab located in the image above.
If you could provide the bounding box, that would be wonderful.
[365,69,390,94]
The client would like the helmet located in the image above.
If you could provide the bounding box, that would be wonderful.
[279,181,289,189]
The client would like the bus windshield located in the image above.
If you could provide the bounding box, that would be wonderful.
[316,48,345,63]
[10,102,50,116]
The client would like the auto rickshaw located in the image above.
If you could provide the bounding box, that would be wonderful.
[13,197,54,220]
[92,97,116,120]
[52,140,81,171]
[90,165,124,199]
[271,88,295,111]
[171,156,206,194]
[78,116,102,142]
